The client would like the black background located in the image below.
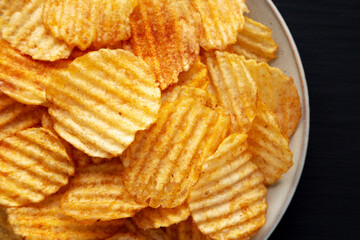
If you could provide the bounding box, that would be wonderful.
[268,0,360,239]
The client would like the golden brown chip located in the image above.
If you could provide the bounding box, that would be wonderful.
[133,203,190,229]
[205,51,257,133]
[60,161,146,222]
[106,233,144,240]
[191,0,248,50]
[248,100,293,185]
[42,0,138,50]
[46,49,161,158]
[0,208,22,240]
[242,57,302,137]
[164,218,211,240]
[0,0,10,15]
[232,17,278,62]
[0,0,73,61]
[7,191,125,240]
[0,128,74,207]
[122,97,230,208]
[189,134,267,239]
[130,0,202,90]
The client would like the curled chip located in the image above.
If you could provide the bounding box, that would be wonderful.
[0,128,74,207]
[242,57,302,137]
[189,134,267,240]
[0,0,72,61]
[130,0,202,90]
[191,0,248,50]
[0,92,45,141]
[0,208,22,240]
[61,161,146,222]
[232,17,278,62]
[133,203,190,229]
[47,49,161,158]
[248,100,293,185]
[42,0,138,50]
[7,191,125,240]
[122,97,230,208]
[164,218,211,240]
[205,51,257,133]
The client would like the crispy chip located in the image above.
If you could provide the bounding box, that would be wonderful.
[0,92,45,141]
[106,233,144,240]
[191,0,248,50]
[0,0,72,61]
[0,128,74,207]
[189,134,267,239]
[130,0,202,90]
[232,17,278,62]
[133,203,190,229]
[164,218,211,240]
[0,208,22,240]
[7,191,125,240]
[47,49,161,158]
[61,161,146,222]
[248,100,293,185]
[242,57,302,137]
[122,97,230,208]
[43,0,138,50]
[0,0,10,15]
[205,51,257,133]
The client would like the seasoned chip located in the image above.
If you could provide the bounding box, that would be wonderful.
[7,191,125,240]
[0,0,10,15]
[191,0,248,50]
[205,51,257,133]
[133,203,190,229]
[164,218,211,240]
[61,161,146,222]
[0,0,73,61]
[189,134,267,239]
[0,208,22,240]
[242,57,302,137]
[122,97,230,208]
[232,17,278,62]
[47,49,161,158]
[106,233,145,240]
[0,128,74,207]
[130,0,202,90]
[248,100,293,185]
[43,0,138,50]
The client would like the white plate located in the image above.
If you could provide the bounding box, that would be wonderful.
[246,0,310,239]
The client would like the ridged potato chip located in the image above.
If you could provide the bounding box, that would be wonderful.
[189,134,267,240]
[248,100,293,185]
[242,57,302,137]
[7,191,125,240]
[46,49,161,158]
[0,128,74,207]
[61,161,146,222]
[205,51,257,133]
[42,0,138,50]
[0,0,73,61]
[133,203,190,229]
[122,97,230,208]
[232,17,278,62]
[191,0,248,50]
[130,0,202,90]
[164,218,211,240]
[0,208,22,240]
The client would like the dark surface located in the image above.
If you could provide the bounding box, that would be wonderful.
[269,0,360,239]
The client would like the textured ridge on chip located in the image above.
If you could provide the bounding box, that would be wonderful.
[47,49,161,158]
[0,0,73,61]
[0,128,74,207]
[130,0,202,90]
[164,218,211,240]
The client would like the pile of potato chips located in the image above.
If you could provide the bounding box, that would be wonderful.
[0,0,302,239]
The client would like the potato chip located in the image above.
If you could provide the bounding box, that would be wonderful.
[130,0,202,90]
[248,100,293,185]
[0,0,10,15]
[106,232,145,240]
[61,161,146,222]
[46,49,161,158]
[42,0,138,50]
[191,0,248,50]
[232,17,278,62]
[189,134,267,239]
[122,97,230,208]
[205,51,257,133]
[133,203,190,229]
[0,208,22,240]
[7,191,125,240]
[164,218,211,240]
[0,92,45,141]
[242,57,302,137]
[0,0,73,61]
